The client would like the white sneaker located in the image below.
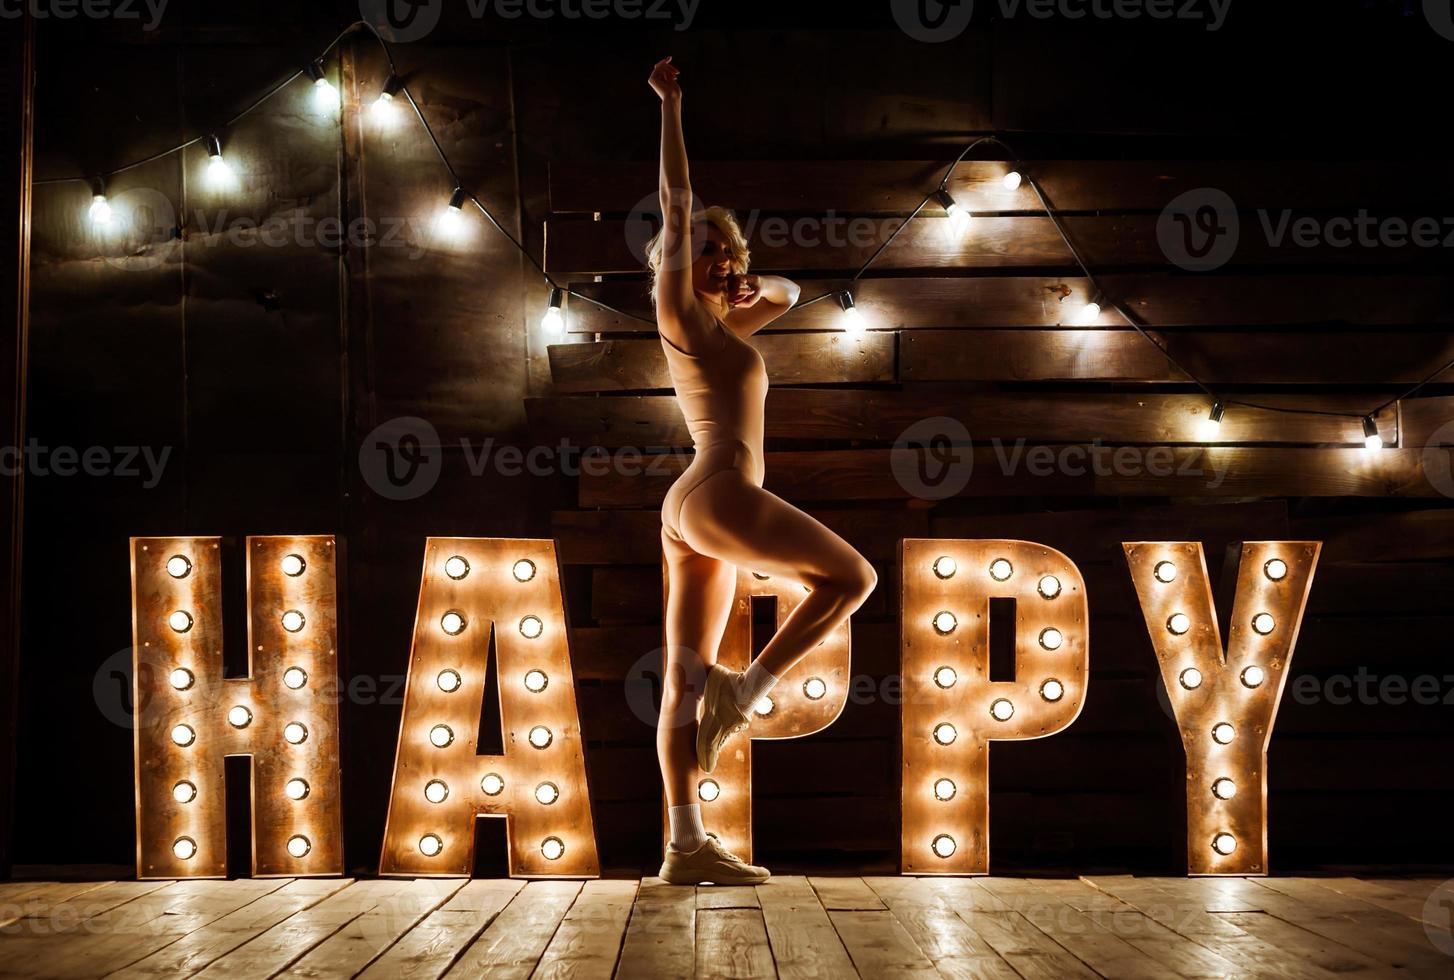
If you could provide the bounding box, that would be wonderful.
[696,664,752,774]
[659,836,771,885]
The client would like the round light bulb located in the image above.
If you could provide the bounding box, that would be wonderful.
[1153,561,1177,583]
[440,611,466,636]
[169,667,195,691]
[933,611,957,635]
[698,778,721,802]
[312,77,340,112]
[284,722,308,744]
[166,555,192,578]
[173,836,197,860]
[285,778,310,800]
[1167,613,1191,635]
[932,556,957,579]
[931,834,956,858]
[424,780,449,804]
[287,835,312,858]
[419,834,443,857]
[1039,627,1064,651]
[171,724,196,747]
[481,772,505,796]
[990,698,1015,721]
[1179,667,1203,690]
[228,705,253,729]
[933,666,957,688]
[541,837,565,861]
[1211,777,1237,800]
[1002,171,1023,191]
[989,558,1013,581]
[1040,678,1065,702]
[803,677,827,700]
[172,780,197,804]
[519,616,544,639]
[1075,300,1102,325]
[1212,833,1237,856]
[540,306,564,334]
[1251,613,1275,635]
[437,669,461,693]
[528,725,553,749]
[429,724,454,748]
[1263,558,1288,581]
[523,669,549,693]
[535,782,559,805]
[283,667,308,690]
[89,194,113,225]
[512,559,537,582]
[281,610,306,633]
[933,778,956,801]
[280,554,306,577]
[1211,722,1235,745]
[933,722,957,745]
[1241,665,1266,688]
[755,696,775,716]
[169,610,194,633]
[444,556,470,580]
[1038,575,1061,599]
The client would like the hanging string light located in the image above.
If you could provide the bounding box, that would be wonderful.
[541,287,565,335]
[932,189,972,231]
[305,59,340,113]
[87,177,112,226]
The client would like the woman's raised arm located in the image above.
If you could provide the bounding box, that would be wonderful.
[649,57,704,342]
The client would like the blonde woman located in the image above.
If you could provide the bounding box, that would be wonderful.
[647,56,878,885]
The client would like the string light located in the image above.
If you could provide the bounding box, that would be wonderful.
[1201,401,1226,439]
[836,291,862,333]
[372,73,403,120]
[1002,170,1023,190]
[541,287,565,335]
[204,134,231,186]
[87,178,112,226]
[933,189,972,231]
[1073,293,1103,326]
[304,59,340,113]
[1362,415,1384,450]
[437,187,467,237]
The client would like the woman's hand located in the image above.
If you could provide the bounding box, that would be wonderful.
[728,274,762,308]
[649,57,681,103]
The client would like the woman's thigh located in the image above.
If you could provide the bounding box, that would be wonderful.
[660,525,737,708]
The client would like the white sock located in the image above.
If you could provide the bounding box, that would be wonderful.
[733,660,779,714]
[668,803,708,852]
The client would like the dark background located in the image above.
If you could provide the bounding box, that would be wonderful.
[8,0,1454,877]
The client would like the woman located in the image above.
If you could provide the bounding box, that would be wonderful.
[646,56,879,885]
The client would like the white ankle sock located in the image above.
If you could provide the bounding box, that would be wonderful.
[668,803,708,852]
[733,660,780,714]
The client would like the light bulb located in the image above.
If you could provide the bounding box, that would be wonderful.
[171,724,196,747]
[989,558,1013,581]
[280,554,306,577]
[1074,298,1102,325]
[1362,415,1383,451]
[283,667,308,690]
[372,75,402,121]
[511,559,536,582]
[933,611,957,635]
[228,705,253,729]
[439,187,467,233]
[166,555,192,578]
[89,194,113,225]
[285,778,310,800]
[284,722,308,744]
[990,698,1015,721]
[1200,402,1226,440]
[1038,575,1061,599]
[437,669,461,693]
[169,667,195,691]
[933,189,972,231]
[837,291,863,333]
[444,556,470,580]
[698,778,721,802]
[169,610,194,633]
[524,669,549,693]
[1002,170,1023,191]
[755,696,775,716]
[1211,722,1235,745]
[305,60,339,113]
[933,665,957,688]
[1241,665,1266,688]
[534,782,559,805]
[440,611,466,636]
[287,835,312,858]
[424,779,449,803]
[519,615,544,639]
[1167,612,1191,635]
[1251,613,1275,635]
[419,834,443,857]
[481,772,505,795]
[1211,777,1237,800]
[1040,678,1065,702]
[172,780,197,803]
[173,836,197,860]
[541,287,565,334]
[1212,833,1237,856]
[931,834,956,858]
[1153,561,1177,583]
[204,134,231,185]
[933,722,957,745]
[803,677,827,700]
[429,724,454,748]
[1179,667,1203,690]
[528,725,553,749]
[932,556,957,579]
[1263,558,1287,581]
[541,836,565,860]
[1038,628,1064,651]
[281,610,305,633]
[933,778,956,801]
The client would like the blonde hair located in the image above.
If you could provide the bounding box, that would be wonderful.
[644,205,751,306]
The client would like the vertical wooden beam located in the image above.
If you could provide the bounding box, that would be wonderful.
[0,11,34,879]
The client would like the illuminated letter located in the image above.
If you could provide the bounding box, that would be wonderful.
[380,538,599,878]
[900,539,1088,874]
[131,535,343,878]
[660,565,851,861]
[1123,540,1320,875]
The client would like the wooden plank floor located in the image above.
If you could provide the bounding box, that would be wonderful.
[0,876,1448,978]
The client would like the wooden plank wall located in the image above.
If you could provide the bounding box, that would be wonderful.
[537,147,1454,871]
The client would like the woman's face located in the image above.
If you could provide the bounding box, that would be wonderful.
[691,222,737,300]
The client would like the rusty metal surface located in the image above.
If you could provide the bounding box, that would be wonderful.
[378,538,599,878]
[131,535,343,879]
[900,539,1089,874]
[1123,540,1320,875]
